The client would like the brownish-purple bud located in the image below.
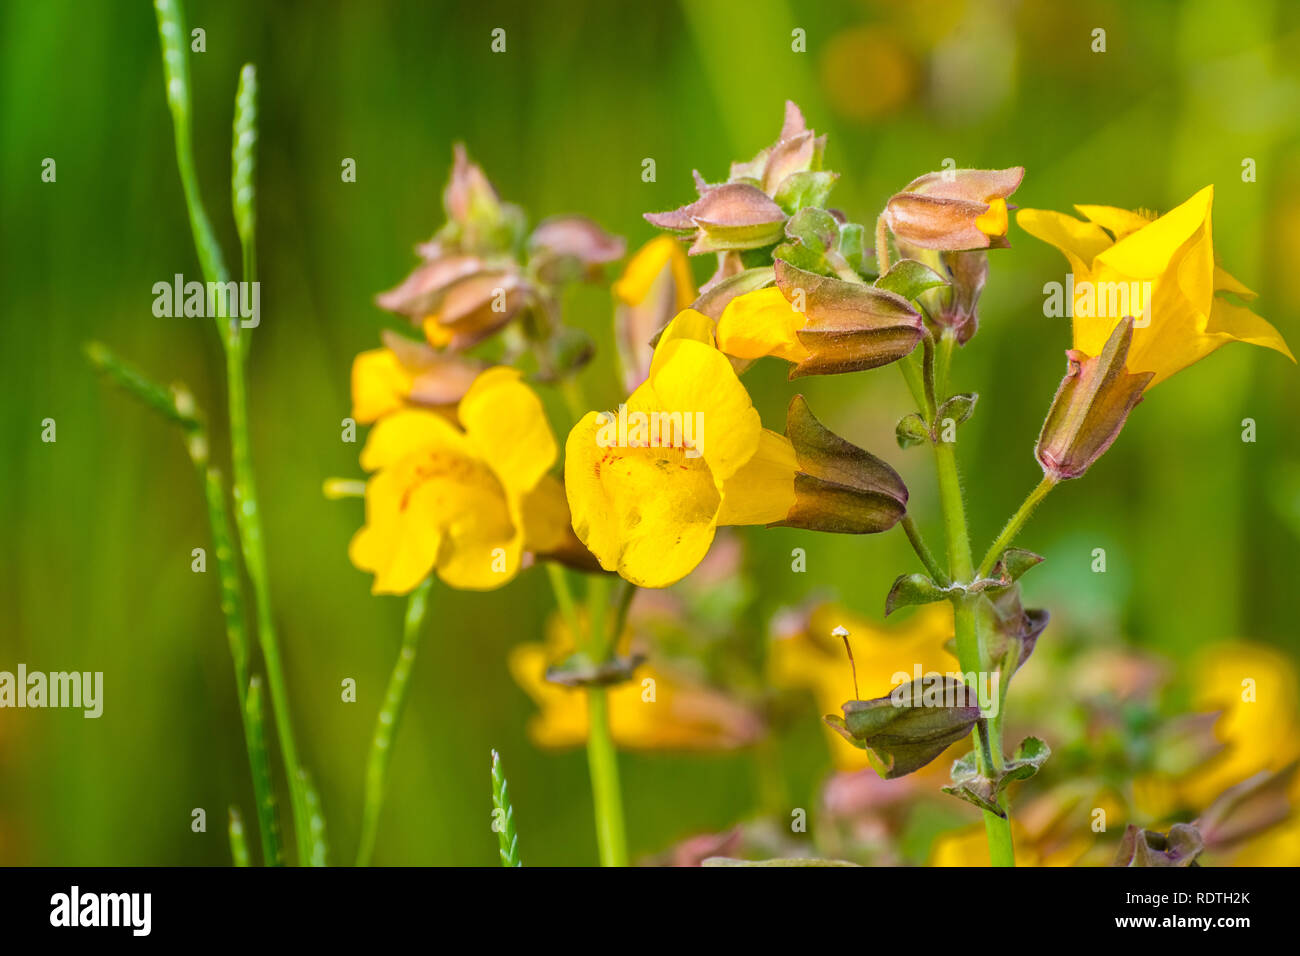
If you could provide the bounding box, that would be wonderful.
[775,260,924,377]
[528,216,626,283]
[884,167,1023,251]
[1035,316,1153,481]
[646,182,788,254]
[775,395,909,535]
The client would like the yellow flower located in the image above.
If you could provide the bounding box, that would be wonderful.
[349,366,563,594]
[1018,186,1293,388]
[565,309,798,588]
[508,614,764,751]
[1182,642,1300,808]
[713,264,925,376]
[770,602,955,772]
[930,823,1042,867]
[612,236,696,390]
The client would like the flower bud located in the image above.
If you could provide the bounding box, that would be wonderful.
[884,167,1023,250]
[528,215,626,284]
[645,182,788,254]
[1035,316,1153,481]
[775,395,908,534]
[774,261,924,377]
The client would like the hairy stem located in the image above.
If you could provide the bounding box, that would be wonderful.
[900,513,948,585]
[976,475,1058,580]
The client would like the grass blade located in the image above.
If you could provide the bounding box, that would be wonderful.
[356,577,434,866]
[491,749,522,867]
[228,807,251,867]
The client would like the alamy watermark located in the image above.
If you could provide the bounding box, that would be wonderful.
[0,664,103,718]
[595,404,704,458]
[891,664,1000,718]
[1043,275,1151,327]
[152,273,260,328]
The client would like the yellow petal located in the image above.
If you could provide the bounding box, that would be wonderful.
[638,338,761,482]
[521,473,576,555]
[716,287,811,363]
[1214,265,1257,301]
[975,197,1008,237]
[359,408,471,472]
[717,429,797,525]
[648,308,717,379]
[564,411,720,588]
[1074,204,1154,242]
[422,316,455,348]
[1095,185,1214,279]
[351,348,413,424]
[458,366,557,493]
[612,236,694,309]
[1205,298,1296,363]
[348,468,445,595]
[1015,208,1113,275]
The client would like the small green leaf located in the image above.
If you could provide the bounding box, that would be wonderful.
[895,412,932,449]
[936,392,978,427]
[837,222,867,274]
[874,258,949,301]
[885,572,952,615]
[773,170,838,215]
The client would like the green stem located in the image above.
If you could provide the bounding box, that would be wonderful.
[356,577,434,866]
[933,440,1016,867]
[975,475,1058,580]
[226,346,312,864]
[935,330,956,400]
[900,514,948,585]
[586,688,628,866]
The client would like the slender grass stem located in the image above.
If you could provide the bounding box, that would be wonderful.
[227,807,250,867]
[975,476,1058,580]
[356,577,434,866]
[491,749,523,867]
[154,2,312,863]
[85,344,282,865]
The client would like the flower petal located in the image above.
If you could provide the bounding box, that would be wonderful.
[459,367,557,493]
[1015,208,1113,275]
[359,408,470,472]
[716,287,810,363]
[717,429,798,525]
[564,411,721,588]
[351,348,413,424]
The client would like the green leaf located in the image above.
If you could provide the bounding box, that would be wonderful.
[837,222,867,274]
[935,392,978,427]
[874,258,949,301]
[885,572,952,615]
[895,412,932,449]
[942,737,1051,818]
[773,170,838,215]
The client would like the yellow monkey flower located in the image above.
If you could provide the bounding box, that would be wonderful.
[1018,185,1293,388]
[1020,187,1294,480]
[349,366,570,594]
[564,309,799,588]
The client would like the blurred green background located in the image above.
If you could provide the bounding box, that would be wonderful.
[2,0,1299,865]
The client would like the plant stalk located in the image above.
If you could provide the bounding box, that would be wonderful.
[356,577,434,866]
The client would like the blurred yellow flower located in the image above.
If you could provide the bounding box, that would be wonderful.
[1183,642,1300,808]
[771,602,955,771]
[509,615,764,751]
[350,333,483,424]
[349,366,563,594]
[565,309,797,588]
[930,823,1041,867]
[1018,186,1294,388]
[612,236,696,390]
